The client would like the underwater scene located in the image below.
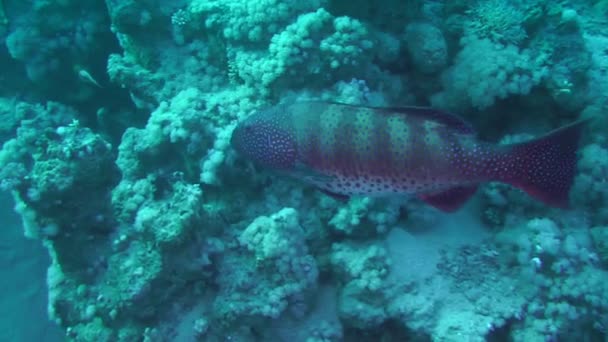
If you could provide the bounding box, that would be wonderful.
[1,0,608,341]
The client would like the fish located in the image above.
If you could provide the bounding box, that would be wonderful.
[230,101,588,212]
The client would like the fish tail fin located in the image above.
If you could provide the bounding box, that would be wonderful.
[500,119,589,208]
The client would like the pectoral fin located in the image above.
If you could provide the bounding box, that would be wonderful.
[418,185,478,212]
[320,189,349,202]
[293,162,336,184]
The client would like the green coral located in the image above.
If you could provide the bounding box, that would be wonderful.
[231,7,375,95]
[133,181,202,247]
[67,317,113,342]
[214,208,319,322]
[330,242,390,292]
[465,0,529,44]
[0,98,20,141]
[0,0,6,25]
[102,241,163,308]
[189,0,325,44]
[593,0,608,14]
[590,226,608,265]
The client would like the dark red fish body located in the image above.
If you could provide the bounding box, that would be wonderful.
[231,102,586,211]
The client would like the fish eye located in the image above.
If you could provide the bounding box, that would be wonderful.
[242,123,256,133]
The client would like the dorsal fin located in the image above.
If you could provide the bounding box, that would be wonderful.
[323,101,475,135]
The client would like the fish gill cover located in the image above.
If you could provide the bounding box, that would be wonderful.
[0,0,607,341]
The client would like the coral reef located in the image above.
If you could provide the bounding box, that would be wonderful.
[0,0,607,341]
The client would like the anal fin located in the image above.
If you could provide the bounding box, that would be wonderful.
[417,185,478,212]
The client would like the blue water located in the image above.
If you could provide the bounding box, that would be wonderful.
[0,192,64,342]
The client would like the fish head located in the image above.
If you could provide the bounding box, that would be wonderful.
[231,108,297,170]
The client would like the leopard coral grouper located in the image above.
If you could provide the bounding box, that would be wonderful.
[231,101,587,212]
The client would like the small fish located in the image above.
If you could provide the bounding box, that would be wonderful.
[231,101,587,212]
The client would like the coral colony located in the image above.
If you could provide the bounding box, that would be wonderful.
[1,0,607,341]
